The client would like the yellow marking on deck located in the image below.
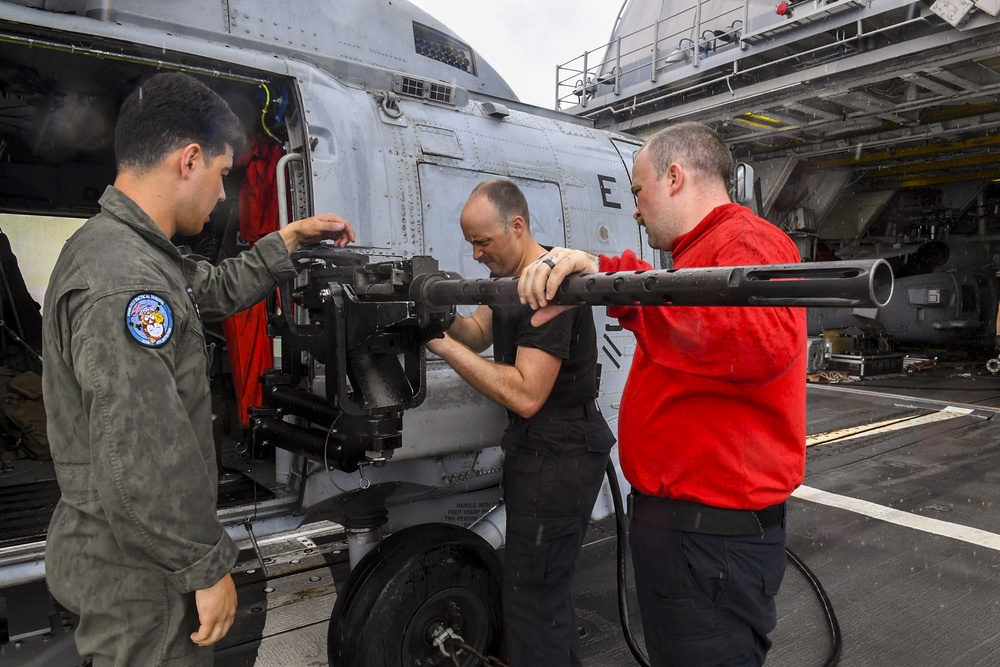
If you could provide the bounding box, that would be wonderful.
[806,406,974,447]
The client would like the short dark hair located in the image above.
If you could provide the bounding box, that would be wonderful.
[114,72,246,174]
[469,178,531,231]
[641,122,733,191]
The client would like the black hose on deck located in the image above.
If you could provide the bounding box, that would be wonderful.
[786,546,842,667]
[605,460,651,667]
[604,461,842,667]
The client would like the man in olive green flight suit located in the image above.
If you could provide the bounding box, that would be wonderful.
[42,72,355,666]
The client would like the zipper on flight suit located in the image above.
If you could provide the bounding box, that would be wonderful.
[186,285,215,379]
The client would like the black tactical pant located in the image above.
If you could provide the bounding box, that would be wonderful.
[629,513,787,667]
[500,410,615,667]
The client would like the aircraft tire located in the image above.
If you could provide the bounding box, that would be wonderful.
[327,522,503,666]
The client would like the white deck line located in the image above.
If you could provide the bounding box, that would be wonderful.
[793,485,1000,552]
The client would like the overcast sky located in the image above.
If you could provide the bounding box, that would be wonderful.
[407,0,626,109]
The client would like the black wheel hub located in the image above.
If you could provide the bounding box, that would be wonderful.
[402,586,489,666]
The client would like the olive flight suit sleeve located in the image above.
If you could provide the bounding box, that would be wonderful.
[186,231,298,322]
[71,286,236,593]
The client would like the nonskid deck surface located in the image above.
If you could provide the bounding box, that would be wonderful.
[6,367,1000,666]
[217,366,1000,667]
[779,370,1000,667]
[576,366,1000,667]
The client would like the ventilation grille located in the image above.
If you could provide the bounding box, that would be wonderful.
[399,77,425,98]
[427,82,453,103]
[394,76,456,105]
[413,22,476,75]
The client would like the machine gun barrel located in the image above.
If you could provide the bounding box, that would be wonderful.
[418,259,892,309]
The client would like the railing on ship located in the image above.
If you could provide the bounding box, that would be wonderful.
[555,0,748,110]
[553,0,935,115]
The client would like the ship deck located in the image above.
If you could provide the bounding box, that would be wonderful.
[576,362,1000,666]
[6,363,1000,666]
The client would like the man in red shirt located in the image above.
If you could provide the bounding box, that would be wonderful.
[518,122,806,667]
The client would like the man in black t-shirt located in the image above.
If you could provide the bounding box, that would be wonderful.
[426,179,615,667]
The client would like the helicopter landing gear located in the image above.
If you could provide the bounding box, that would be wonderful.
[327,523,504,666]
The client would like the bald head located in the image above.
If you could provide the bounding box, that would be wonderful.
[461,179,542,278]
[467,178,531,232]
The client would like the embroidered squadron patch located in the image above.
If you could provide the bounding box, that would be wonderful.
[126,293,174,347]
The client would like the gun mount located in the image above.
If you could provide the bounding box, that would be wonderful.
[251,249,893,473]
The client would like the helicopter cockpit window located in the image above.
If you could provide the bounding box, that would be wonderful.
[413,22,476,75]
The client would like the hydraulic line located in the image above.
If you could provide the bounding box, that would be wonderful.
[604,461,842,667]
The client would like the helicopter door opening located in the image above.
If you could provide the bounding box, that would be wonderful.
[0,25,316,532]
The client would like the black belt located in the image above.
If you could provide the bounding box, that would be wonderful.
[507,399,599,423]
[628,492,785,536]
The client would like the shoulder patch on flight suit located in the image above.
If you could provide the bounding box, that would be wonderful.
[125,293,174,347]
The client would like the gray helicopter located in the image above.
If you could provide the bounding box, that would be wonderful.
[0,1,887,665]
